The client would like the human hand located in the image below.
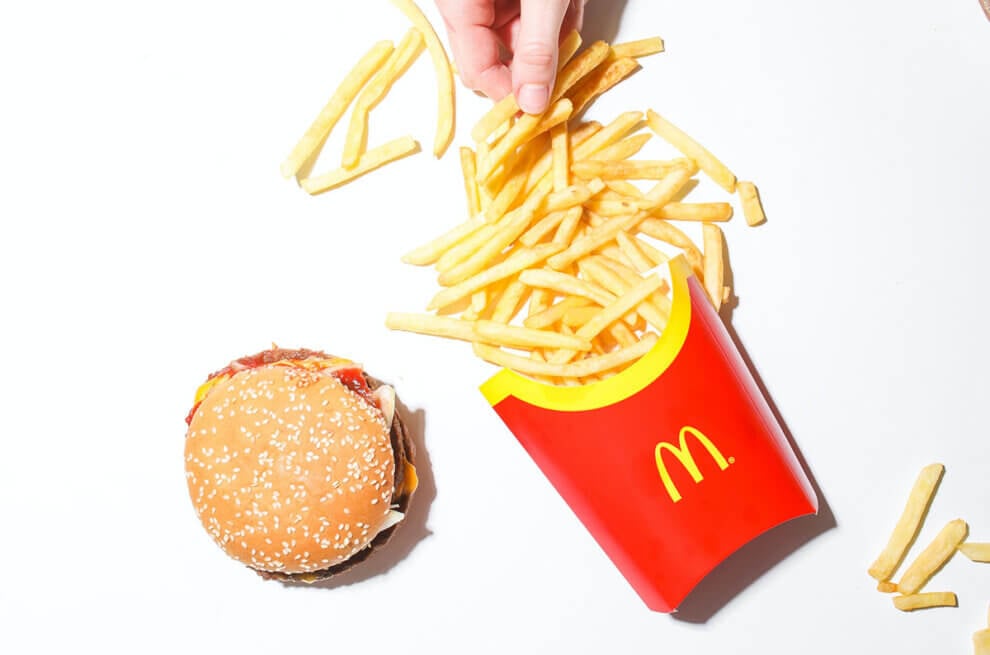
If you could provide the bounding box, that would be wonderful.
[434,0,585,114]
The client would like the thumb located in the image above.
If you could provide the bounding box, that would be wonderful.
[511,0,569,114]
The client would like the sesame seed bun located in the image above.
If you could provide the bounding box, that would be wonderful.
[184,348,416,581]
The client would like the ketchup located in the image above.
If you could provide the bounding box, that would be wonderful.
[185,349,379,425]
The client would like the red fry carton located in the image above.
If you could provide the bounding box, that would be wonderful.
[480,256,818,612]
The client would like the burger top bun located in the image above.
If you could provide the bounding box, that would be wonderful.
[184,363,396,575]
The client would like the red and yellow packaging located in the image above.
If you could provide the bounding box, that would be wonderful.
[480,256,818,612]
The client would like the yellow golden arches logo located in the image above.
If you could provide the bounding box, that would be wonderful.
[655,426,733,503]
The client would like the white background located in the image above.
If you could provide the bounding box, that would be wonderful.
[2,0,989,653]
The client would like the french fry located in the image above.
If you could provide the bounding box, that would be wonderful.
[959,542,990,562]
[427,243,564,311]
[521,206,582,247]
[737,181,767,226]
[435,222,498,273]
[550,40,612,103]
[639,218,698,251]
[342,29,424,169]
[557,30,583,71]
[976,608,990,655]
[608,321,638,347]
[439,186,550,285]
[543,179,606,214]
[527,288,552,317]
[657,202,734,222]
[573,159,681,181]
[549,166,694,271]
[470,290,487,315]
[580,257,669,330]
[520,269,616,307]
[702,224,725,311]
[402,217,485,266]
[480,99,572,181]
[575,275,664,343]
[548,210,649,271]
[300,136,420,194]
[584,198,655,216]
[876,581,898,594]
[893,592,957,612]
[552,207,584,245]
[473,332,658,379]
[580,134,654,166]
[459,147,481,217]
[562,306,600,328]
[646,109,736,193]
[484,157,531,222]
[630,234,668,265]
[523,121,603,195]
[472,95,519,144]
[490,279,530,324]
[611,36,665,59]
[473,320,592,352]
[280,40,395,180]
[573,112,645,161]
[524,296,593,329]
[389,0,455,157]
[604,179,647,199]
[896,518,969,595]
[568,56,641,115]
[551,123,570,191]
[616,230,655,273]
[385,313,481,343]
[868,463,946,582]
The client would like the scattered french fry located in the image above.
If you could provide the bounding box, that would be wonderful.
[611,36,665,59]
[737,181,767,226]
[976,607,990,655]
[897,518,969,595]
[646,109,737,193]
[300,136,420,194]
[868,463,946,583]
[281,40,395,179]
[389,0,455,157]
[657,202,733,222]
[893,592,958,612]
[702,224,725,311]
[342,29,424,169]
[959,542,990,563]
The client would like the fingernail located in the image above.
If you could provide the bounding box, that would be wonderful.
[517,84,549,114]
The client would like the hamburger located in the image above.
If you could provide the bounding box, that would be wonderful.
[183,347,417,582]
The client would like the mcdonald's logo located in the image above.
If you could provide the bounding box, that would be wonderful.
[655,426,732,503]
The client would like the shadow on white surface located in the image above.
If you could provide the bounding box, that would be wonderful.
[582,0,630,45]
[672,323,836,623]
[283,398,435,590]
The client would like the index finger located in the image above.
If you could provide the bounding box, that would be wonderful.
[436,0,512,99]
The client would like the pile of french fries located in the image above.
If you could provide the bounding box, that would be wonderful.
[280,0,455,194]
[867,463,990,651]
[387,32,766,385]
